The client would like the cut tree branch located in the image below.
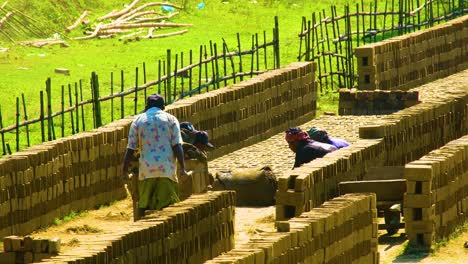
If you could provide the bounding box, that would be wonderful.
[74,23,103,40]
[66,10,89,32]
[0,11,13,30]
[134,12,178,23]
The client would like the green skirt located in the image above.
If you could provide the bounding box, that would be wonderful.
[139,177,180,210]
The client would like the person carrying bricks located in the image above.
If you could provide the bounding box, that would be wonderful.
[307,127,350,149]
[122,94,190,218]
[285,127,337,168]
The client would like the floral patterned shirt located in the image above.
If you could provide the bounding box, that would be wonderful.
[127,107,182,182]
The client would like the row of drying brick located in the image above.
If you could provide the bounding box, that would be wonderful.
[167,62,318,159]
[359,71,468,165]
[207,193,378,264]
[338,89,420,115]
[355,15,468,90]
[0,118,136,238]
[36,191,236,264]
[0,236,61,263]
[404,135,468,248]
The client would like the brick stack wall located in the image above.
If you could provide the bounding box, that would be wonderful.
[355,15,468,91]
[38,191,236,264]
[167,62,318,159]
[0,61,319,238]
[275,139,385,220]
[338,89,420,115]
[404,135,468,248]
[359,78,468,166]
[0,117,134,237]
[207,193,378,264]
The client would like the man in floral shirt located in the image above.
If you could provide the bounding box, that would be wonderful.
[122,94,189,215]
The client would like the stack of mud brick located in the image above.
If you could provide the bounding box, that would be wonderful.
[338,88,419,115]
[167,62,318,159]
[359,85,468,166]
[178,159,210,200]
[0,236,60,263]
[207,193,378,264]
[38,191,236,264]
[355,15,468,91]
[276,140,385,220]
[0,117,133,237]
[404,135,468,249]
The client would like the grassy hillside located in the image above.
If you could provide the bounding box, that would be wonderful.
[0,0,349,151]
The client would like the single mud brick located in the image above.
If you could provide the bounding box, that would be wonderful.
[359,125,386,139]
[33,253,52,262]
[31,239,43,253]
[10,236,24,252]
[276,221,290,232]
[404,193,433,208]
[404,164,433,181]
[3,235,20,252]
[0,252,15,263]
[23,251,33,263]
[23,236,33,252]
[48,238,61,254]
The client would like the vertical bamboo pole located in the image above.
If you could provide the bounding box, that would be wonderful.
[90,74,96,128]
[250,35,255,77]
[166,49,172,102]
[323,9,334,91]
[21,93,30,147]
[237,33,243,81]
[75,83,79,133]
[362,0,367,42]
[180,52,184,96]
[274,16,280,68]
[134,67,138,114]
[158,60,162,95]
[209,41,215,90]
[356,4,360,47]
[198,45,203,93]
[373,0,377,41]
[225,41,236,83]
[15,97,19,152]
[46,78,53,141]
[222,44,227,86]
[204,45,209,91]
[143,62,147,100]
[120,71,125,119]
[312,13,322,93]
[173,54,178,100]
[331,6,342,88]
[39,91,45,142]
[110,72,114,122]
[61,85,65,137]
[80,80,85,131]
[189,50,193,93]
[92,72,102,127]
[214,43,220,89]
[0,105,5,154]
[416,0,421,30]
[68,84,75,135]
[255,33,259,71]
[383,1,388,39]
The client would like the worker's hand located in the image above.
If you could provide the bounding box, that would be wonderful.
[121,169,131,182]
[179,170,192,181]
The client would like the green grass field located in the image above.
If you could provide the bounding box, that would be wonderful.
[0,0,356,151]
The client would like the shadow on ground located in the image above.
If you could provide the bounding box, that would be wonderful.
[379,232,430,263]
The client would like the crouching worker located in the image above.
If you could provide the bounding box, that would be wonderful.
[122,94,190,218]
[285,127,337,168]
[307,127,350,149]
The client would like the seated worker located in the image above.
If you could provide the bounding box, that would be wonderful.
[285,127,337,168]
[307,127,350,149]
[179,122,215,162]
[180,121,197,145]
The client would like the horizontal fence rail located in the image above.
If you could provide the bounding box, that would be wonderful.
[0,17,280,156]
[298,0,466,94]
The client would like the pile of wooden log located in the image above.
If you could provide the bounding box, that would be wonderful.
[68,0,191,41]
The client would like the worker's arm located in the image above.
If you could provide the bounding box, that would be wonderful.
[122,148,135,181]
[172,143,189,177]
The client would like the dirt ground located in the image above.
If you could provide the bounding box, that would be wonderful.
[28,193,467,263]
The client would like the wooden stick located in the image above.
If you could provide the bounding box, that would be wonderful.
[116,10,158,22]
[0,11,13,30]
[0,1,8,9]
[117,2,181,21]
[140,29,188,39]
[133,12,179,23]
[74,23,103,40]
[119,30,144,40]
[98,0,141,21]
[102,22,192,30]
[66,10,89,32]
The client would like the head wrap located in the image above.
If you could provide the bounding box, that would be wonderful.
[307,127,329,142]
[285,127,310,143]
